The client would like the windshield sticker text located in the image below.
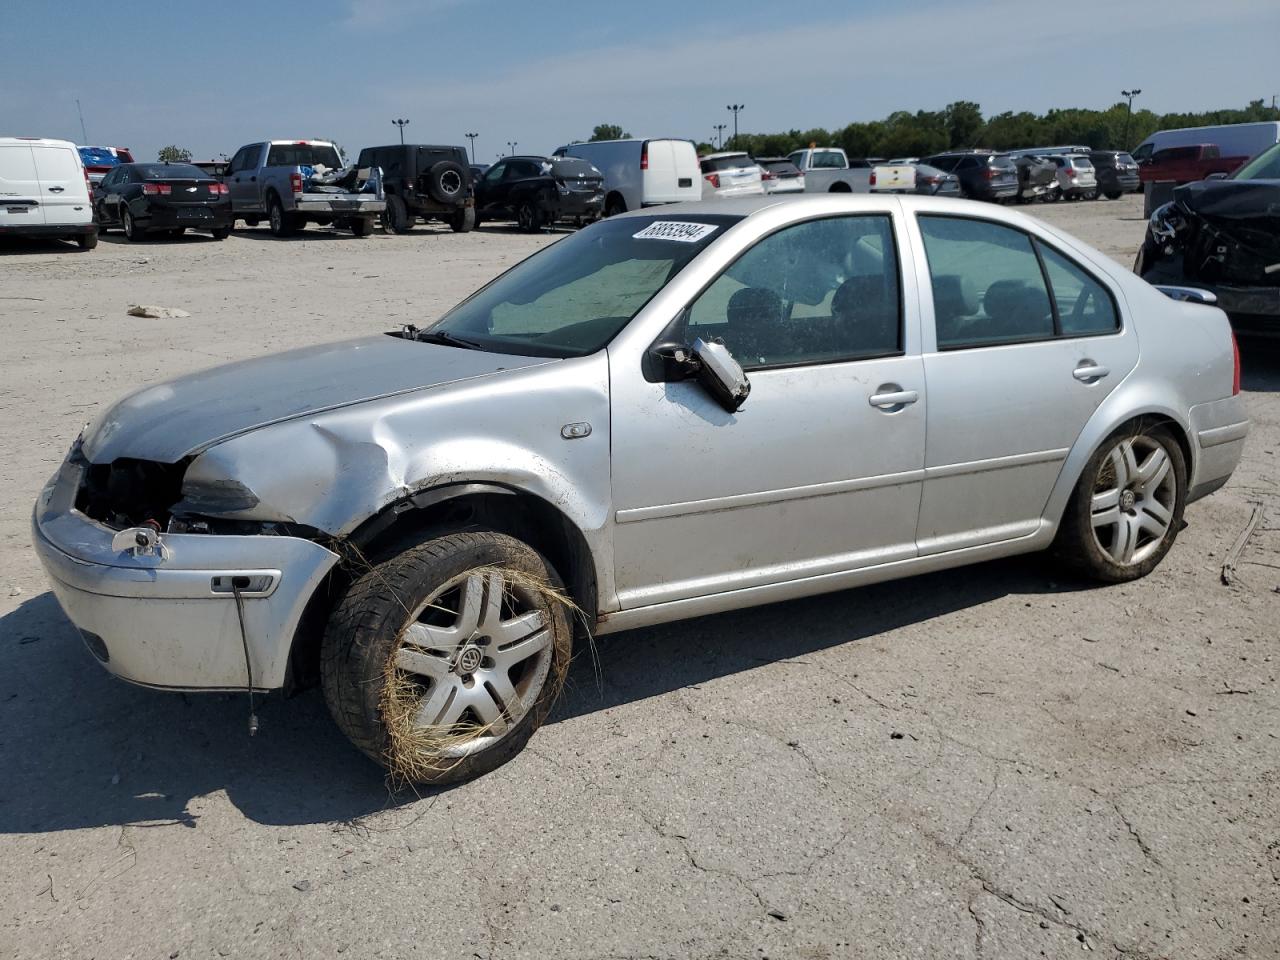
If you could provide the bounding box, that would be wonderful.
[633,222,719,243]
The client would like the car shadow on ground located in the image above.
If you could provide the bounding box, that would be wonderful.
[0,555,1082,833]
[97,232,224,245]
[231,227,373,243]
[1239,335,1280,392]
[0,238,89,256]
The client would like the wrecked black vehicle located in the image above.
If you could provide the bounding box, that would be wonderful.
[1136,141,1280,332]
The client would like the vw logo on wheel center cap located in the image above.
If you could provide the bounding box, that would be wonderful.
[456,645,484,673]
[1120,489,1136,511]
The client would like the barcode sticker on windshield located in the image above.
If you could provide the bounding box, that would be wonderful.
[633,221,719,243]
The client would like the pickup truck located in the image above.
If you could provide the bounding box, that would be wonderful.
[225,140,385,237]
[785,147,914,194]
[1138,144,1248,186]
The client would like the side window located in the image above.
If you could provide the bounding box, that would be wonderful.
[483,162,505,182]
[230,147,255,173]
[685,215,901,369]
[1038,244,1119,336]
[918,216,1054,348]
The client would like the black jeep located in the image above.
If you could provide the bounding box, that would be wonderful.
[355,144,474,233]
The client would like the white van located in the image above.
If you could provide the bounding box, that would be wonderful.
[0,138,97,248]
[1132,122,1280,164]
[554,139,699,215]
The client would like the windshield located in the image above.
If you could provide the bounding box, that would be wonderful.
[1231,142,1280,180]
[422,215,741,358]
[812,150,846,169]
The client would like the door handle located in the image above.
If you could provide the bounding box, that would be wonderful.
[868,388,919,410]
[48,186,64,193]
[1073,361,1110,383]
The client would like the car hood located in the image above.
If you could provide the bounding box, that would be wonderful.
[1175,179,1280,220]
[81,334,554,464]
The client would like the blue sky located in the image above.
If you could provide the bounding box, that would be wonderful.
[3,0,1277,163]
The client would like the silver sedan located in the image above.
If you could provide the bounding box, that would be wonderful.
[33,196,1248,783]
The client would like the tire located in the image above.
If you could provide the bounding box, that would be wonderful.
[122,207,141,242]
[350,217,371,238]
[210,227,230,240]
[1054,423,1187,583]
[516,202,543,233]
[604,195,626,218]
[425,160,467,204]
[77,231,98,250]
[383,194,412,234]
[268,195,298,237]
[1105,190,1122,200]
[321,530,573,785]
[449,206,476,233]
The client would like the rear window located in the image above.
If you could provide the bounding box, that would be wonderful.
[701,154,753,173]
[990,157,1016,172]
[1117,153,1136,165]
[133,164,210,180]
[1071,158,1094,170]
[550,158,598,178]
[266,143,343,169]
[812,150,847,169]
[1155,146,1197,162]
[760,160,800,176]
[923,156,959,172]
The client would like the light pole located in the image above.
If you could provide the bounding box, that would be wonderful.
[392,118,410,145]
[75,99,88,143]
[1121,89,1141,148]
[713,123,727,150]
[726,104,744,150]
[465,132,478,164]
[507,141,518,156]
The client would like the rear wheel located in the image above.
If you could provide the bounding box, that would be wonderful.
[604,195,626,217]
[77,231,98,250]
[122,208,141,241]
[350,217,371,238]
[449,206,476,233]
[321,530,573,785]
[1054,424,1186,582]
[383,194,412,233]
[516,202,543,233]
[268,196,298,237]
[210,226,230,240]
[1105,190,1122,200]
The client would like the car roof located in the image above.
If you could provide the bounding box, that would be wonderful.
[702,151,750,160]
[612,193,1073,224]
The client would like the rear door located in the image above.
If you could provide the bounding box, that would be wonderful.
[643,140,699,204]
[910,213,1139,553]
[31,143,89,226]
[0,142,45,227]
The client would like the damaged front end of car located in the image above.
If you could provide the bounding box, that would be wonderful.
[1137,180,1280,330]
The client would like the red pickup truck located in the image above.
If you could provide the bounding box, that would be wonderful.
[1138,144,1248,185]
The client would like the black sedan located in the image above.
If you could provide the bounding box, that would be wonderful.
[94,162,232,241]
[473,156,604,232]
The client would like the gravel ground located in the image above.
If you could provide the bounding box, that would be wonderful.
[1,196,1277,960]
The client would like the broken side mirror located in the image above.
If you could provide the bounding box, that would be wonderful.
[647,340,700,382]
[692,337,750,412]
[1205,172,1228,181]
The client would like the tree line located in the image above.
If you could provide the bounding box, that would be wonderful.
[593,99,1279,159]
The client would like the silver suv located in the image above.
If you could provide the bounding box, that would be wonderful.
[34,196,1247,783]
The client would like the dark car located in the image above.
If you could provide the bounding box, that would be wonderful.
[473,155,604,232]
[1090,151,1141,200]
[93,162,232,241]
[912,162,962,196]
[355,144,473,233]
[1135,141,1280,334]
[1005,154,1059,203]
[918,151,1019,202]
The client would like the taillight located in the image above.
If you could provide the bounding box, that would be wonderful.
[705,173,720,189]
[869,170,877,186]
[761,170,774,180]
[290,172,303,195]
[983,168,996,180]
[208,182,228,195]
[141,183,172,195]
[1232,331,1241,396]
[922,176,940,185]
[83,167,92,198]
[640,143,648,170]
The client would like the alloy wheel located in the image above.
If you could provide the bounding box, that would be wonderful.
[1089,435,1177,566]
[390,568,554,757]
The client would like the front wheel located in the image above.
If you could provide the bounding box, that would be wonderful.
[321,531,573,785]
[1105,190,1122,200]
[382,194,412,234]
[1054,424,1186,582]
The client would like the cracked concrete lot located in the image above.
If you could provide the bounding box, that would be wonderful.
[1,197,1277,959]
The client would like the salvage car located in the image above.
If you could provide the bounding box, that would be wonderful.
[1089,150,1141,200]
[918,152,1019,202]
[473,155,604,232]
[1136,140,1280,332]
[355,143,474,233]
[700,152,765,199]
[94,162,232,241]
[34,196,1248,784]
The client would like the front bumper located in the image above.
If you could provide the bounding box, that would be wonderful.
[32,458,339,691]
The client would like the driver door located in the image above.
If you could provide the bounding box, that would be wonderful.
[608,211,927,610]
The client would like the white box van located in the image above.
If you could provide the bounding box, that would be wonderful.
[554,139,699,216]
[1132,121,1280,164]
[0,138,97,248]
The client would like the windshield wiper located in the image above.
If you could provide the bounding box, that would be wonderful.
[416,330,484,350]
